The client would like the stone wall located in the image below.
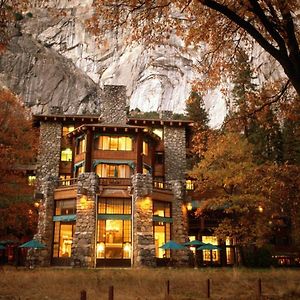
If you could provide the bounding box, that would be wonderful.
[72,173,98,268]
[31,176,58,266]
[100,85,128,124]
[164,126,186,181]
[132,174,156,267]
[36,121,62,189]
[169,180,189,267]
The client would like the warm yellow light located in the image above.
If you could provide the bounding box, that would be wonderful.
[258,205,264,213]
[140,197,151,210]
[34,201,40,208]
[187,202,193,211]
[80,195,88,208]
[97,243,105,252]
[124,243,131,252]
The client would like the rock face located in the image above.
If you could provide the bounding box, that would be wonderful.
[0,2,210,116]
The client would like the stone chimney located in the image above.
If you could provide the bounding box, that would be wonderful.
[100,85,128,124]
[48,106,63,115]
[159,110,173,120]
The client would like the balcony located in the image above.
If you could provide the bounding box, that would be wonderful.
[57,178,78,187]
[99,177,132,187]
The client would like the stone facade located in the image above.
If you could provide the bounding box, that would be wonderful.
[169,180,189,267]
[72,173,99,268]
[32,176,58,266]
[132,174,156,267]
[164,126,186,181]
[100,85,128,124]
[36,121,62,189]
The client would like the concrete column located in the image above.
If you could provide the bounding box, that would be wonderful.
[169,180,189,267]
[72,173,98,268]
[132,174,156,267]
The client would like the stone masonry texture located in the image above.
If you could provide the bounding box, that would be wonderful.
[72,172,99,268]
[132,174,156,267]
[164,126,186,181]
[100,85,128,124]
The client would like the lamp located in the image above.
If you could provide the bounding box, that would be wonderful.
[187,202,193,211]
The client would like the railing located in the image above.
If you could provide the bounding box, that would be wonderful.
[99,177,132,186]
[58,177,78,187]
[153,180,172,190]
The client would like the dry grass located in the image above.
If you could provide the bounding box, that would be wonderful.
[1,267,300,300]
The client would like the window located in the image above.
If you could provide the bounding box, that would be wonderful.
[59,175,71,186]
[75,164,84,177]
[53,222,75,258]
[61,148,72,162]
[202,236,220,263]
[153,201,171,218]
[186,180,194,191]
[155,152,164,164]
[95,164,131,178]
[98,198,131,215]
[28,175,36,186]
[97,198,132,260]
[62,125,75,136]
[153,201,172,258]
[55,199,76,215]
[96,136,132,151]
[143,141,149,156]
[76,136,86,154]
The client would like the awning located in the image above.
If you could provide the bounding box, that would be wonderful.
[53,214,76,222]
[93,159,135,169]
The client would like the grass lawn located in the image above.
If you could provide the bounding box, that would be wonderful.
[1,267,300,299]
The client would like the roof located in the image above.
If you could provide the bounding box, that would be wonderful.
[127,117,193,127]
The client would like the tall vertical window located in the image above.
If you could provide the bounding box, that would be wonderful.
[153,201,172,258]
[96,136,132,151]
[97,198,132,260]
[53,222,75,258]
[76,136,86,154]
[202,236,220,264]
[61,148,73,161]
[143,141,149,156]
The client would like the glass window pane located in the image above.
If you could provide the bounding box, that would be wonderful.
[110,137,118,150]
[119,136,126,150]
[123,220,131,242]
[125,137,132,150]
[123,199,131,215]
[154,224,166,258]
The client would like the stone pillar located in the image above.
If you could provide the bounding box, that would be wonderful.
[169,180,189,267]
[36,121,62,189]
[31,176,58,266]
[164,126,186,181]
[100,85,128,124]
[132,174,156,267]
[72,173,98,268]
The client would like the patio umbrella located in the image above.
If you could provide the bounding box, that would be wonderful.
[19,239,46,249]
[197,243,221,251]
[160,240,186,250]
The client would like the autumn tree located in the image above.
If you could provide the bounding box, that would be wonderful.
[89,1,300,101]
[0,88,38,239]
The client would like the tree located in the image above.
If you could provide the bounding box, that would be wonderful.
[0,87,38,239]
[89,1,300,99]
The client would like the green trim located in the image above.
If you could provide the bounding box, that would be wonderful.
[97,214,131,220]
[153,216,173,223]
[53,214,76,222]
[93,159,135,169]
[74,161,85,171]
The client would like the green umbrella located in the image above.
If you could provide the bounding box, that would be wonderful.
[0,245,5,250]
[160,240,186,250]
[184,240,207,247]
[19,240,46,249]
[197,243,221,250]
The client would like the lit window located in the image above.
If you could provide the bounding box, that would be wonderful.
[202,236,220,263]
[28,175,36,186]
[143,141,149,155]
[53,222,75,258]
[62,125,74,136]
[55,199,76,215]
[61,148,72,161]
[95,164,131,178]
[186,180,194,190]
[76,137,86,154]
[96,136,132,151]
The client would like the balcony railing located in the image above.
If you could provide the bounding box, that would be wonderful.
[57,177,78,187]
[99,177,132,186]
[153,180,172,190]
